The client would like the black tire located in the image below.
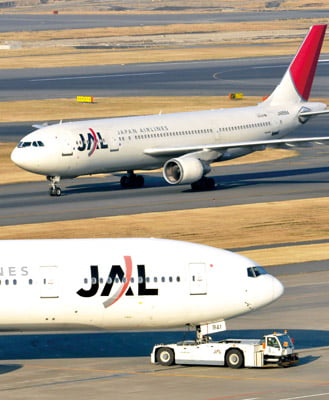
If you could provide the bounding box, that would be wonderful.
[136,175,144,188]
[120,176,128,188]
[156,347,175,366]
[225,349,244,369]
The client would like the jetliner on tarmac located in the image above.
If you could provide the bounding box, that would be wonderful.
[11,25,329,196]
[0,238,283,339]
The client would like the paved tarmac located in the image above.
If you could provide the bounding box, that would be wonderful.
[1,55,329,102]
[1,141,329,226]
[0,269,328,400]
[0,10,328,32]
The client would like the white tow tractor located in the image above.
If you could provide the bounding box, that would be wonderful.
[151,331,298,368]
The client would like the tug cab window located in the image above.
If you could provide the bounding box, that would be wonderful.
[247,266,268,278]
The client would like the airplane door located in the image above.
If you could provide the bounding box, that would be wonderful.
[189,263,207,295]
[268,113,281,136]
[61,127,74,156]
[40,266,59,298]
[109,132,119,152]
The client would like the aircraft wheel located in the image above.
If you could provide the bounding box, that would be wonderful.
[49,186,62,197]
[225,349,244,369]
[136,175,144,188]
[157,347,175,366]
[120,176,129,188]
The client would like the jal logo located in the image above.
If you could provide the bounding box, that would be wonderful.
[77,128,108,156]
[77,256,158,308]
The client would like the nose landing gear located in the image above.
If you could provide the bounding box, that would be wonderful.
[47,176,62,196]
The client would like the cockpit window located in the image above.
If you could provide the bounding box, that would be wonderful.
[247,266,268,278]
[18,141,31,148]
[18,140,44,148]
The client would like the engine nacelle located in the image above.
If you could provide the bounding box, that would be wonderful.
[163,157,210,185]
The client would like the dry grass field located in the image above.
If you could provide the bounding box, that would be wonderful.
[1,19,329,69]
[4,0,329,13]
[1,197,329,268]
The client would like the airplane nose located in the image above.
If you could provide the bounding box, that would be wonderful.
[11,147,20,166]
[272,276,284,301]
[11,146,38,174]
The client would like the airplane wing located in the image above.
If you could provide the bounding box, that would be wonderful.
[144,136,329,157]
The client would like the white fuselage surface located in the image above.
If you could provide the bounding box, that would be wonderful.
[0,238,283,331]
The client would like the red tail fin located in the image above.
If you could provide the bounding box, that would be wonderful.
[289,25,326,101]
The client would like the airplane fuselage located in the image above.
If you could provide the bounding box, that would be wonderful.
[0,238,283,332]
[12,103,307,178]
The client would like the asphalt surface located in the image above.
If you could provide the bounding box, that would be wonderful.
[1,142,329,226]
[0,10,328,32]
[0,270,328,400]
[1,55,329,102]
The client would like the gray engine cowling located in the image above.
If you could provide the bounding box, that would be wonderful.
[163,157,211,185]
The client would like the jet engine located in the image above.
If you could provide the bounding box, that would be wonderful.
[163,157,211,185]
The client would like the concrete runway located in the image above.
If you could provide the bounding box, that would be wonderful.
[1,55,329,102]
[0,10,328,33]
[0,269,328,400]
[2,138,329,226]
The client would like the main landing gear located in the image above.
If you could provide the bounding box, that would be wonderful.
[120,170,144,189]
[47,176,62,197]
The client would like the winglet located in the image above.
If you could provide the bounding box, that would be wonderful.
[289,25,327,101]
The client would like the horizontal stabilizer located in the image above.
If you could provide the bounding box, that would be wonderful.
[298,109,329,117]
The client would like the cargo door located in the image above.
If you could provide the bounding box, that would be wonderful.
[189,263,207,295]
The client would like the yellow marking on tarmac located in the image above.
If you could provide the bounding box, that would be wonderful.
[23,364,329,384]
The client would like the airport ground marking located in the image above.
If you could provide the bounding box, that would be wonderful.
[22,364,329,385]
[278,392,329,400]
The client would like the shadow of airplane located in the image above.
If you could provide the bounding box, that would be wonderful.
[0,364,22,375]
[62,165,329,196]
[0,329,327,361]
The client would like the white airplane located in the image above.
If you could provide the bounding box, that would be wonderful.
[11,25,329,196]
[0,238,283,338]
